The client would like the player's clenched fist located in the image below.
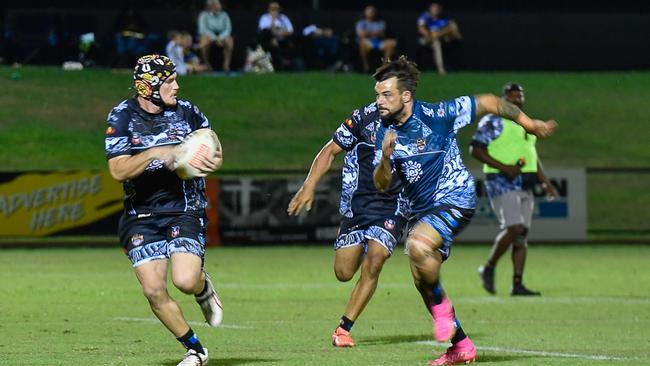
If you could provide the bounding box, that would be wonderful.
[382,130,397,157]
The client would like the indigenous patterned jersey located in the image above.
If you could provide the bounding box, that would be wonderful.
[105,98,211,215]
[375,97,476,219]
[332,102,406,219]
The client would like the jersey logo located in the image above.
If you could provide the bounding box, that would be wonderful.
[106,126,116,135]
[131,234,144,246]
[384,219,395,230]
[344,118,354,128]
[131,134,141,145]
[416,138,426,151]
[402,161,423,183]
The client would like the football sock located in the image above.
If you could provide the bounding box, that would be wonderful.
[450,319,467,344]
[177,328,205,355]
[196,279,209,297]
[513,274,523,286]
[429,281,444,305]
[339,315,355,332]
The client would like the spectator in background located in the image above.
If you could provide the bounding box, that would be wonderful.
[166,30,210,76]
[417,3,462,75]
[182,32,210,74]
[166,31,187,74]
[302,23,342,71]
[258,1,302,71]
[197,0,234,72]
[355,5,396,73]
[113,7,159,68]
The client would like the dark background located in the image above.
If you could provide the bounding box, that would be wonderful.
[2,0,650,70]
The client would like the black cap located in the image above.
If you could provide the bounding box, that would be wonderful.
[502,82,524,96]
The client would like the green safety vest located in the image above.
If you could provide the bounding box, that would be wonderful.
[483,118,538,174]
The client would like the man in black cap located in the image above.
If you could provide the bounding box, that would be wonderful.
[471,82,558,296]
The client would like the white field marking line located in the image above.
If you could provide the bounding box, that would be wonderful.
[415,341,624,361]
[113,317,253,329]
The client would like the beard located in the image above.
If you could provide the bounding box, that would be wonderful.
[380,103,406,125]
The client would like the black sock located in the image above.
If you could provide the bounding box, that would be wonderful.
[450,319,467,344]
[513,274,523,286]
[428,281,444,305]
[196,279,209,297]
[177,328,205,355]
[339,315,354,332]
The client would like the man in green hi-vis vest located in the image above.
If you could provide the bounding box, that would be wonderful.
[470,83,558,296]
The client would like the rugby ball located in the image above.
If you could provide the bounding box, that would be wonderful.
[175,128,222,180]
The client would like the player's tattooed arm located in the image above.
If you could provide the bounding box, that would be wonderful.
[475,94,558,138]
[374,130,397,192]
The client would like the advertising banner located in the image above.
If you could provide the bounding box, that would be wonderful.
[219,168,587,244]
[0,171,123,236]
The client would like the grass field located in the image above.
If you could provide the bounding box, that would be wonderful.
[1,66,649,234]
[1,245,648,365]
[1,67,649,170]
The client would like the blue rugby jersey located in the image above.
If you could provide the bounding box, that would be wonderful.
[332,102,407,219]
[374,97,476,219]
[105,98,211,215]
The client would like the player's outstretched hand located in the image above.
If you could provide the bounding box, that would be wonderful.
[287,186,314,216]
[382,130,397,157]
[533,120,558,138]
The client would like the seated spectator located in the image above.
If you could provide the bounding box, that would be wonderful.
[113,7,159,68]
[258,1,303,71]
[166,31,187,74]
[417,2,462,75]
[302,24,342,70]
[166,30,209,75]
[181,32,210,74]
[355,5,396,72]
[197,0,234,72]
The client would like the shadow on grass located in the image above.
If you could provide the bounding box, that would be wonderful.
[163,357,278,366]
[361,333,432,345]
[361,331,491,346]
[475,353,534,363]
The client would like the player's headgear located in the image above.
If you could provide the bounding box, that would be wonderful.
[502,82,524,96]
[133,54,176,105]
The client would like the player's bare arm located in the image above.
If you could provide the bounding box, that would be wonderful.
[474,94,558,138]
[373,130,397,192]
[287,140,343,216]
[108,146,177,182]
[470,144,521,180]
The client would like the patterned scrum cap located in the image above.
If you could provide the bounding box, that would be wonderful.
[133,54,176,103]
